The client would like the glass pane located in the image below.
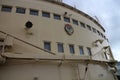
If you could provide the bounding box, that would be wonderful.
[80,22,86,28]
[72,19,78,25]
[92,28,96,33]
[69,45,75,54]
[44,42,51,51]
[1,5,12,12]
[64,17,70,23]
[79,47,84,55]
[87,25,91,31]
[97,30,101,35]
[54,14,61,20]
[30,9,38,16]
[16,7,26,14]
[58,43,64,53]
[42,12,50,18]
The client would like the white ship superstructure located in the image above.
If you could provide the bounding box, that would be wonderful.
[0,0,117,80]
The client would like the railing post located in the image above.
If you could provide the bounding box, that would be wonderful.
[1,34,8,54]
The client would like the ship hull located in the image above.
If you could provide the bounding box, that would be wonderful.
[0,59,116,80]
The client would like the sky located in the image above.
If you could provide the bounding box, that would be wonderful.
[63,0,120,61]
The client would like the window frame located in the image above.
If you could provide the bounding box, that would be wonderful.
[53,14,61,20]
[57,43,64,53]
[44,41,51,51]
[92,28,97,33]
[69,44,75,54]
[16,7,26,14]
[64,17,70,23]
[79,46,84,55]
[87,25,91,31]
[80,22,86,28]
[103,35,106,39]
[42,11,50,18]
[30,9,39,16]
[100,33,104,38]
[1,5,12,12]
[72,19,78,25]
[97,30,101,35]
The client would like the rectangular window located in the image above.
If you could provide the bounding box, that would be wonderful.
[87,25,91,31]
[103,35,106,39]
[87,47,92,56]
[44,42,51,51]
[80,22,86,28]
[1,5,12,12]
[92,28,96,33]
[30,9,38,16]
[72,19,78,25]
[79,46,84,55]
[16,7,26,14]
[69,45,75,54]
[57,43,64,53]
[97,30,101,35]
[54,14,61,20]
[42,11,50,18]
[100,33,104,38]
[64,17,70,23]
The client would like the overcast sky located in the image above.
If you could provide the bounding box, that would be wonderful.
[63,0,120,61]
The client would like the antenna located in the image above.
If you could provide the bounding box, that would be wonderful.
[74,4,76,8]
[94,16,100,22]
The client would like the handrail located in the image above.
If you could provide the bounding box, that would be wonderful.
[0,30,56,55]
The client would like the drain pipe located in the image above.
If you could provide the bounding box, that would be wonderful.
[84,63,89,80]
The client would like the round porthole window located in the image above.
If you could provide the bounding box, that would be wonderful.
[64,24,74,35]
[25,21,33,29]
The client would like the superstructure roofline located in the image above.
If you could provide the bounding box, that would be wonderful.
[44,0,105,32]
